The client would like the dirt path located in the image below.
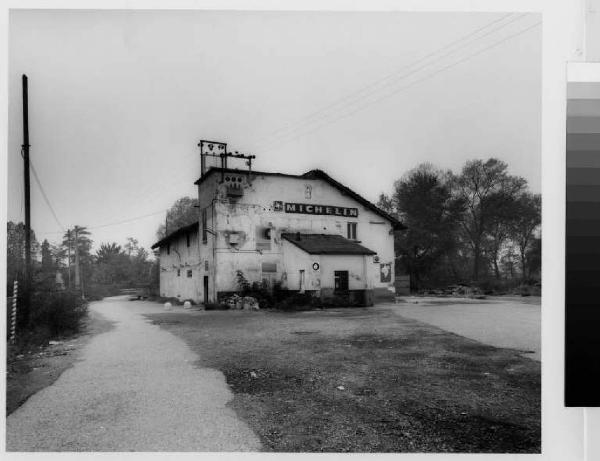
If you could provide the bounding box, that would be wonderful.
[6,296,261,452]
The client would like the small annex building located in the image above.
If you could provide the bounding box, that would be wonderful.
[151,155,403,306]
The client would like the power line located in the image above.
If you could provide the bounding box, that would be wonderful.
[29,157,65,232]
[87,209,167,230]
[37,209,168,236]
[257,19,542,155]
[253,13,526,150]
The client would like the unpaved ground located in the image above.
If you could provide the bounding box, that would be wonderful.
[6,308,114,416]
[381,296,541,360]
[6,296,261,452]
[147,305,541,453]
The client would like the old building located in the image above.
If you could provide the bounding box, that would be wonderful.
[152,153,402,306]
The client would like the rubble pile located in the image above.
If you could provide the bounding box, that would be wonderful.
[224,294,260,311]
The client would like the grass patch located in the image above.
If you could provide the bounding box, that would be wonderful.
[146,308,540,453]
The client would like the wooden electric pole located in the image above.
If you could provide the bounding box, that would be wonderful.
[22,74,31,326]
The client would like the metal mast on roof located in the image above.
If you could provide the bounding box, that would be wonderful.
[198,140,256,180]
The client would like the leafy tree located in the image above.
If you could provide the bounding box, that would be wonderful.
[61,226,93,289]
[124,237,139,257]
[61,226,93,259]
[41,239,54,273]
[452,159,526,281]
[525,236,541,281]
[499,244,519,279]
[378,164,464,290]
[92,238,154,287]
[155,196,199,239]
[96,242,123,264]
[6,221,39,290]
[509,192,542,280]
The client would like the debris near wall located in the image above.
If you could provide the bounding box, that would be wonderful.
[224,294,260,311]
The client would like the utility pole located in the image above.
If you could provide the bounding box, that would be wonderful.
[22,74,31,326]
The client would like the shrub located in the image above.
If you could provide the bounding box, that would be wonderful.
[204,302,230,311]
[234,271,275,308]
[29,290,88,338]
[235,270,251,292]
[321,293,359,307]
[85,284,121,301]
[277,293,319,311]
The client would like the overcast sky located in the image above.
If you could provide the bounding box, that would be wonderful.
[7,10,541,253]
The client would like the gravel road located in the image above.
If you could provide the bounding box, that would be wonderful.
[6,296,262,452]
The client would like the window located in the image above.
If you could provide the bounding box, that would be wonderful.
[334,271,349,292]
[202,209,208,244]
[187,270,193,278]
[177,269,181,277]
[186,233,191,248]
[347,222,357,240]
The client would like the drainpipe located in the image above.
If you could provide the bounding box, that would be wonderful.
[212,197,218,304]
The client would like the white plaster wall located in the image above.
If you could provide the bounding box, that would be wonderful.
[319,255,368,290]
[196,171,397,296]
[159,229,201,302]
[281,240,321,291]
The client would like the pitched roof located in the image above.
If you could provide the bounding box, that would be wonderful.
[194,167,405,230]
[281,233,377,255]
[151,222,199,249]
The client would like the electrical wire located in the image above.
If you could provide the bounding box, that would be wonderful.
[87,209,167,230]
[37,209,168,236]
[252,12,521,148]
[29,17,541,239]
[257,19,542,155]
[29,158,65,232]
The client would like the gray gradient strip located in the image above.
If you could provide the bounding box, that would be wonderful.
[567,99,600,117]
[567,117,600,134]
[567,82,600,100]
[566,134,600,151]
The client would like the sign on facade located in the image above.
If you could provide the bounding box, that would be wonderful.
[380,263,392,283]
[273,201,358,217]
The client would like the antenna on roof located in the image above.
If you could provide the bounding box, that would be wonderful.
[198,139,256,179]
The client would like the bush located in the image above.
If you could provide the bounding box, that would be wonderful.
[321,293,358,307]
[85,284,121,301]
[277,293,319,311]
[204,302,230,311]
[235,271,275,308]
[29,290,88,338]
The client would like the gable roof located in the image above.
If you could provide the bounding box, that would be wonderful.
[281,233,377,255]
[194,167,405,229]
[151,222,198,249]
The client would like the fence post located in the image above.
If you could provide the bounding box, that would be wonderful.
[10,280,18,344]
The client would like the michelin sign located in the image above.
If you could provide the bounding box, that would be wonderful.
[273,201,358,217]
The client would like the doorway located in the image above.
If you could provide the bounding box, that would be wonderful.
[299,270,305,293]
[203,276,209,304]
[334,271,349,292]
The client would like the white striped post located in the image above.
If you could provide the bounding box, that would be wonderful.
[10,280,18,344]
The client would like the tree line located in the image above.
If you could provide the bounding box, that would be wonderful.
[6,223,158,299]
[377,158,541,292]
